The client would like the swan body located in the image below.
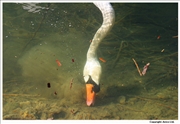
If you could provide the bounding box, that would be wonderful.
[83,2,115,106]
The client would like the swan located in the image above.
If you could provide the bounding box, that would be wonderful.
[83,2,115,106]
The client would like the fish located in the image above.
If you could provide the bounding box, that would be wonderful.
[99,57,106,63]
[56,59,62,66]
[142,63,150,75]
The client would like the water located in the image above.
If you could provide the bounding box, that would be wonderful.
[2,3,178,120]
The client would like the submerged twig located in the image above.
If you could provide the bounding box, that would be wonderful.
[132,58,142,76]
[112,41,125,68]
[149,52,178,62]
[22,3,51,52]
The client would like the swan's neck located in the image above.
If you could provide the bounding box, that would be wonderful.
[87,39,100,59]
[87,2,115,60]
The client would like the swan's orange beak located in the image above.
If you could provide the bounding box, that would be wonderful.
[86,84,95,106]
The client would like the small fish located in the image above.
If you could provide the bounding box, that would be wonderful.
[142,63,150,75]
[99,57,106,63]
[157,35,161,39]
[56,59,62,66]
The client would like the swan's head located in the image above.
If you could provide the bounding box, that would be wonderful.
[83,59,101,106]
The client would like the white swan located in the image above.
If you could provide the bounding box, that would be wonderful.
[83,2,115,106]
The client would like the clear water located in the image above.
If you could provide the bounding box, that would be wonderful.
[2,3,178,120]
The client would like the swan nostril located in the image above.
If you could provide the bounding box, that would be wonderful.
[91,89,94,93]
